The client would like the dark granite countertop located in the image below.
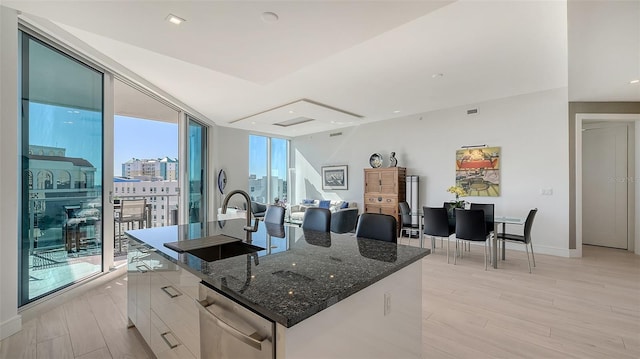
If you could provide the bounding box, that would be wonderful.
[125,219,429,327]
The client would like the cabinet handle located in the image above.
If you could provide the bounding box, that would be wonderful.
[135,264,150,273]
[196,299,265,351]
[160,331,179,349]
[161,285,182,298]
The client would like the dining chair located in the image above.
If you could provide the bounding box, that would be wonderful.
[355,213,397,243]
[398,201,418,242]
[301,207,331,232]
[454,209,489,270]
[330,208,359,233]
[422,206,456,263]
[497,208,538,273]
[264,205,286,225]
[470,202,495,254]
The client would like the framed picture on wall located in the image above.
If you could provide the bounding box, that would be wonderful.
[455,146,501,196]
[322,165,348,190]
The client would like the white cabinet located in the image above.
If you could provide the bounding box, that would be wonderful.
[128,242,201,359]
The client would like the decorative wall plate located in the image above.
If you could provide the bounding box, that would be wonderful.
[217,169,227,194]
[369,153,383,168]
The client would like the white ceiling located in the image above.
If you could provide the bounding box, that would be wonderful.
[5,1,639,137]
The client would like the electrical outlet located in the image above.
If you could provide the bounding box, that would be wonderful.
[384,292,391,316]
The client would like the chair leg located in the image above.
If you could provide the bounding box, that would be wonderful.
[525,244,532,273]
[454,240,458,265]
[530,242,536,267]
[484,241,488,271]
[446,237,450,264]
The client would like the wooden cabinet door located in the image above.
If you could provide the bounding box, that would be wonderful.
[365,171,381,193]
[379,171,397,194]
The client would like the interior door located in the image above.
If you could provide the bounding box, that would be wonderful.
[582,123,629,249]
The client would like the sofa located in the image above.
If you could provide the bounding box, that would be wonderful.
[289,199,358,223]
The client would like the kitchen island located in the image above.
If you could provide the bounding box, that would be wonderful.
[126,219,429,358]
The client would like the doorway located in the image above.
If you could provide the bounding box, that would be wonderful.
[112,79,180,264]
[582,122,630,248]
[576,113,638,255]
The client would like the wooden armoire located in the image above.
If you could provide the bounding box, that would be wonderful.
[363,167,406,227]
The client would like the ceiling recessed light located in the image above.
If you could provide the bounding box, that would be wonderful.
[166,14,186,25]
[431,73,444,78]
[261,12,279,23]
[630,79,640,84]
[393,110,401,114]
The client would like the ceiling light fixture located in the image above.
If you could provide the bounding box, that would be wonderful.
[393,110,401,114]
[431,73,444,78]
[630,79,639,84]
[166,14,186,25]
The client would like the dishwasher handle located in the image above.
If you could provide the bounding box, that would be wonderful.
[196,298,265,351]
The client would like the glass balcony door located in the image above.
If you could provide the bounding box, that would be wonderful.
[187,117,207,223]
[19,31,104,306]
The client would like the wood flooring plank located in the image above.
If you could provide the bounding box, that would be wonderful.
[36,334,74,359]
[64,296,107,357]
[75,347,113,359]
[0,319,37,359]
[36,305,68,343]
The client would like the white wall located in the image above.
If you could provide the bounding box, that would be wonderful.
[212,126,251,211]
[0,5,22,340]
[293,88,570,256]
[636,121,639,254]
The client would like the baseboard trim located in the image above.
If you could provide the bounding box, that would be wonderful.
[0,314,22,340]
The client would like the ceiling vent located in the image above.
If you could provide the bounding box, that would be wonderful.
[329,132,343,137]
[274,117,315,127]
[467,108,478,115]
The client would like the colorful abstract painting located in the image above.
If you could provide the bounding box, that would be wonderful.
[455,147,500,197]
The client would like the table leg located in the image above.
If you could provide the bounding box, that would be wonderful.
[419,216,424,248]
[501,222,506,260]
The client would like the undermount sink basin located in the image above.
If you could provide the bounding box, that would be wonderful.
[186,242,264,262]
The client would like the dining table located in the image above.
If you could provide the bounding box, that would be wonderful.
[416,209,525,269]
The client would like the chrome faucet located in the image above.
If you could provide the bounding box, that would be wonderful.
[221,189,259,243]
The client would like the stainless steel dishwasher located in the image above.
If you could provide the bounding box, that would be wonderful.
[197,283,275,359]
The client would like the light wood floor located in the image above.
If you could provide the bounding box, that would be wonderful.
[1,243,638,358]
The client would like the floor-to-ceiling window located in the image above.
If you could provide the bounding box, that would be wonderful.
[19,31,104,306]
[248,135,289,205]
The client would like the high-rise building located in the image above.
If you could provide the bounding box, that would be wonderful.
[122,157,178,180]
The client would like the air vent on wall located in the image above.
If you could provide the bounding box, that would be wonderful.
[274,117,315,127]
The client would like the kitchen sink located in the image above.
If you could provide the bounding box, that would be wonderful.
[186,241,264,262]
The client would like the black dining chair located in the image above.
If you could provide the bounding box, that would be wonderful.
[454,209,489,270]
[398,201,418,243]
[422,206,456,263]
[497,208,538,273]
[263,205,286,225]
[470,203,495,254]
[355,213,397,243]
[301,207,331,232]
[330,208,359,234]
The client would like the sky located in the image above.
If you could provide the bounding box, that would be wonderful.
[114,115,178,176]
